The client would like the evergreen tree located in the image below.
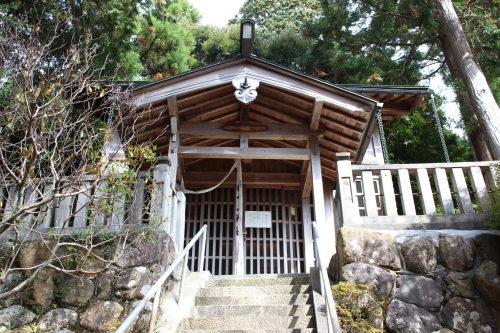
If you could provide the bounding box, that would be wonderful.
[0,0,200,79]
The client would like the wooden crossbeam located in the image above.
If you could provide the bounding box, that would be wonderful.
[178,121,321,140]
[184,172,301,186]
[179,146,311,160]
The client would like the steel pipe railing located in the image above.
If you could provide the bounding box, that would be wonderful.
[312,222,342,333]
[115,224,208,333]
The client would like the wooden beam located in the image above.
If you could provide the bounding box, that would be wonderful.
[323,105,369,123]
[321,135,357,152]
[240,105,250,122]
[183,99,239,121]
[178,146,311,160]
[203,110,239,122]
[179,121,320,140]
[184,172,301,186]
[251,103,305,124]
[177,83,233,106]
[234,160,244,275]
[256,94,311,118]
[240,134,249,148]
[301,165,312,199]
[167,96,180,118]
[310,100,324,131]
[301,140,312,198]
[322,114,365,134]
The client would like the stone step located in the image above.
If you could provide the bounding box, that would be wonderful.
[195,293,313,306]
[208,274,310,287]
[178,329,317,333]
[182,316,316,330]
[199,285,311,297]
[191,304,314,318]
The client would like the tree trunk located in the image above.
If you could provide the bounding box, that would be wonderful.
[438,33,493,161]
[432,0,500,159]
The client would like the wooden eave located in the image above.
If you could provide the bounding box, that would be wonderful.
[122,57,429,184]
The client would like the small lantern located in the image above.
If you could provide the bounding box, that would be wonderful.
[240,19,255,58]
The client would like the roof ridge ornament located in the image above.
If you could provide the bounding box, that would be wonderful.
[232,77,259,105]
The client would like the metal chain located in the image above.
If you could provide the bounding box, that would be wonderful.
[376,108,390,164]
[431,95,451,163]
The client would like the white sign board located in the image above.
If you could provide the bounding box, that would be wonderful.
[245,211,272,228]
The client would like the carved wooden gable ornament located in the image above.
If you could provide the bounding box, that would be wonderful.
[232,77,259,105]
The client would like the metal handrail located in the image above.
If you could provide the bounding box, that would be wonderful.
[115,224,208,333]
[312,222,342,333]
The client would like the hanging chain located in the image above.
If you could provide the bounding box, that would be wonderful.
[376,108,390,164]
[431,95,451,163]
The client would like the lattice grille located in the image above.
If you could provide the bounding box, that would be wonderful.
[185,187,305,275]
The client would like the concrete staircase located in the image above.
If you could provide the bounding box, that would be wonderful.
[177,273,317,333]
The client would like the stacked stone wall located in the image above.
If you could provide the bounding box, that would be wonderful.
[0,230,179,333]
[332,227,500,333]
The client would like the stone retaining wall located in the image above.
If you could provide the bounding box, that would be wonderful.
[0,230,179,333]
[331,227,500,333]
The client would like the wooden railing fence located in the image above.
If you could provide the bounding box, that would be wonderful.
[0,157,185,246]
[335,152,498,230]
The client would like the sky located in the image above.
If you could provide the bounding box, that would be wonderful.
[189,0,246,26]
[188,0,463,135]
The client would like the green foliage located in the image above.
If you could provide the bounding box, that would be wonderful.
[332,282,383,333]
[136,0,200,78]
[190,24,241,67]
[0,0,201,79]
[232,0,323,39]
[384,103,473,164]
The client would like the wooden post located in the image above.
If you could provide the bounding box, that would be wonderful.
[416,168,437,215]
[451,168,474,213]
[301,197,314,273]
[161,136,179,238]
[335,152,358,226]
[397,169,416,216]
[310,135,336,262]
[234,159,245,275]
[176,191,187,249]
[322,179,337,265]
[433,168,455,214]
[469,166,489,212]
[151,156,170,232]
[379,170,398,216]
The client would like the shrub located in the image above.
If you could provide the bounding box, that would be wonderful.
[331,282,383,333]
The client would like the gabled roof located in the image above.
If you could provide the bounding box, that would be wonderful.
[122,56,431,181]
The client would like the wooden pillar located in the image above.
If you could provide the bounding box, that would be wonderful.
[301,197,314,272]
[167,136,179,241]
[309,135,336,263]
[152,156,170,233]
[335,152,358,226]
[234,159,245,275]
[322,179,336,262]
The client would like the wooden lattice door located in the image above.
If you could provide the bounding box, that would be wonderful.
[185,187,235,275]
[184,186,305,275]
[245,187,305,274]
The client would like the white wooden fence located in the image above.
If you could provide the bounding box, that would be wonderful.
[0,158,185,246]
[335,152,498,230]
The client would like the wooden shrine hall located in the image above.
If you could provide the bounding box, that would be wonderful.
[119,21,432,276]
